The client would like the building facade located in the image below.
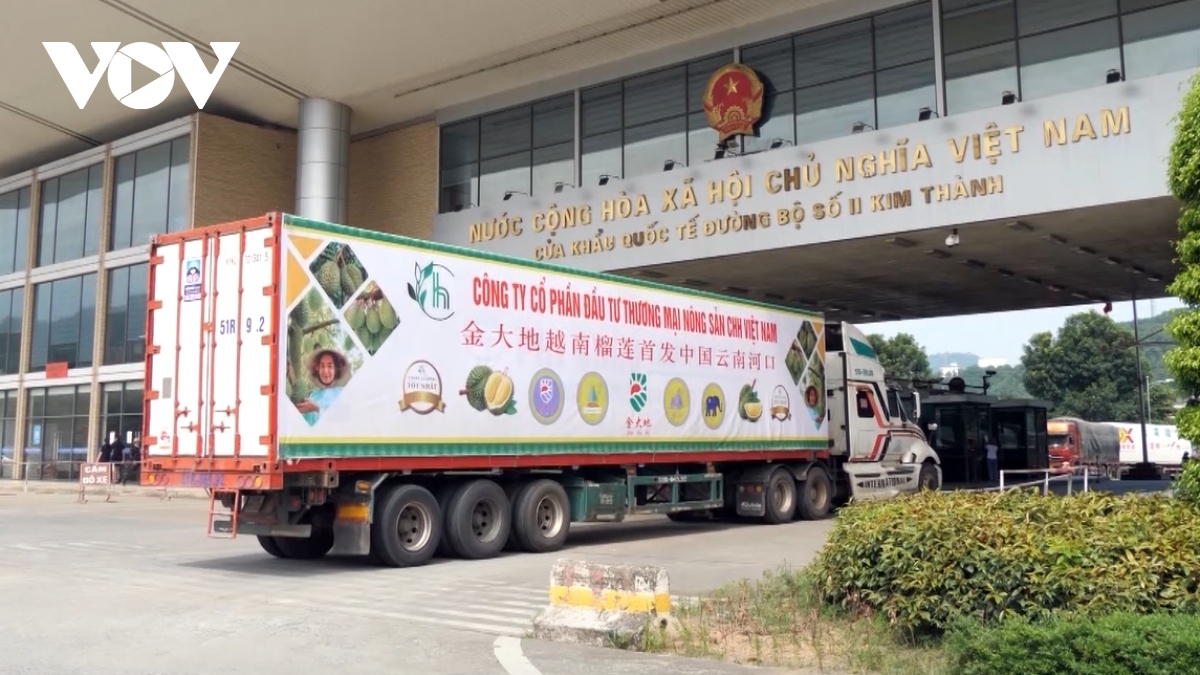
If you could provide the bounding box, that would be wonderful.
[2,0,1198,479]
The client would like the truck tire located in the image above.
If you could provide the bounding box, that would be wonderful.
[257,535,289,559]
[274,528,335,560]
[502,481,527,552]
[445,479,511,560]
[512,479,570,553]
[371,483,442,567]
[433,483,459,558]
[796,466,833,521]
[918,461,940,491]
[763,467,798,524]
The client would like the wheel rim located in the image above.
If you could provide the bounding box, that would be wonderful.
[771,478,794,513]
[535,495,565,539]
[471,498,503,544]
[808,477,827,508]
[396,502,433,552]
[921,470,936,490]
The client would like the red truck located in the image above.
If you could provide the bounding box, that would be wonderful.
[1047,416,1122,478]
[139,213,942,566]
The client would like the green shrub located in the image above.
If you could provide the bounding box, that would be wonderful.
[1175,459,1200,508]
[946,612,1200,675]
[810,490,1200,634]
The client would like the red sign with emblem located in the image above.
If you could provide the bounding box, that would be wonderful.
[702,63,765,142]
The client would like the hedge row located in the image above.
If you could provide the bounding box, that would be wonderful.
[946,612,1200,675]
[810,490,1200,634]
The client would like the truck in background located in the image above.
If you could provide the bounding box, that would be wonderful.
[139,213,941,567]
[1047,417,1122,478]
[1048,417,1190,478]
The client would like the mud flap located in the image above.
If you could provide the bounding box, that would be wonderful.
[330,518,371,555]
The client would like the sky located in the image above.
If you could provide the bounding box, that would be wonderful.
[859,296,1184,365]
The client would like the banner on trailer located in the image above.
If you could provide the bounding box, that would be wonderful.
[275,216,829,457]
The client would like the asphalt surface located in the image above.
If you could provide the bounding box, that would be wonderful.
[0,487,832,675]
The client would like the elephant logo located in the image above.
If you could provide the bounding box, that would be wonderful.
[701,383,725,430]
[704,396,722,417]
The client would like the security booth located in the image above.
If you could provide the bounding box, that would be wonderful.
[990,399,1052,475]
[919,391,994,484]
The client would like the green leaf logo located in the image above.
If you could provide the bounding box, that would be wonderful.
[629,372,648,412]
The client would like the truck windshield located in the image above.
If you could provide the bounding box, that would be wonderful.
[1048,434,1071,447]
[886,390,911,422]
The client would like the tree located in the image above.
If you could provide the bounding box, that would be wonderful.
[1165,72,1200,443]
[866,333,933,382]
[959,363,1030,399]
[1021,311,1174,422]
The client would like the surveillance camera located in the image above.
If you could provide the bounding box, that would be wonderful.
[945,232,960,247]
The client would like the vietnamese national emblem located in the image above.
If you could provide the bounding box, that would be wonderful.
[702,63,765,142]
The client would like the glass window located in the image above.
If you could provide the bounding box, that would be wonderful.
[794,19,874,88]
[874,3,935,69]
[1018,19,1121,101]
[103,263,148,365]
[438,93,577,211]
[623,66,687,127]
[0,390,16,479]
[1016,0,1117,36]
[795,75,875,145]
[0,187,31,276]
[945,42,1020,114]
[0,287,23,376]
[1122,0,1200,80]
[28,273,97,371]
[102,380,144,448]
[942,0,1016,54]
[109,136,191,252]
[624,117,687,179]
[876,59,936,128]
[37,164,103,267]
[24,384,91,481]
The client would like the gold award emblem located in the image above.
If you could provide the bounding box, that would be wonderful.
[399,360,446,414]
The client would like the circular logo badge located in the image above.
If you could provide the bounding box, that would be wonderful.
[771,385,791,421]
[700,383,725,430]
[576,372,609,426]
[529,368,565,425]
[663,378,690,427]
[398,360,446,415]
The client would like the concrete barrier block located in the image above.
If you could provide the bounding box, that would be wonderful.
[532,559,672,649]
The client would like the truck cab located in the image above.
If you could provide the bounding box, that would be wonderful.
[824,322,942,499]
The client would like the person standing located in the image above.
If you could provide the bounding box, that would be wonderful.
[985,436,1000,483]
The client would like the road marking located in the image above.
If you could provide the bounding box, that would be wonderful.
[493,636,543,675]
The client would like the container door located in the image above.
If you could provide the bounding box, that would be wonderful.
[144,222,277,461]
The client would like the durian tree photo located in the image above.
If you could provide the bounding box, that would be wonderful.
[1164,72,1200,443]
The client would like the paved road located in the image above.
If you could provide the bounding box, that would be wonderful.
[0,490,831,675]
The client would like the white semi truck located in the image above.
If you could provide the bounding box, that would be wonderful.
[139,212,942,566]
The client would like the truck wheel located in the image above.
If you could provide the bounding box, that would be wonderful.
[274,528,335,560]
[512,479,570,553]
[918,461,940,491]
[258,535,289,559]
[503,481,527,552]
[445,479,511,560]
[796,466,833,520]
[434,483,458,558]
[763,467,797,524]
[371,483,441,567]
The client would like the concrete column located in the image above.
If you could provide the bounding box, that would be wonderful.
[295,98,351,223]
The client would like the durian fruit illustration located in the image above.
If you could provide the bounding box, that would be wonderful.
[460,365,518,416]
[738,380,763,422]
[309,242,368,309]
[345,281,398,356]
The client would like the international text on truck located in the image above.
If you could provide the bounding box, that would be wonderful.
[140,213,942,566]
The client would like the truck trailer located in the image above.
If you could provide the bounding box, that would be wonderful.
[139,213,942,567]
